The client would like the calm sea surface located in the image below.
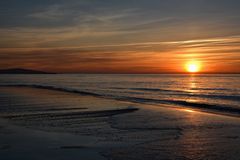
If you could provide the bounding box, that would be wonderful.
[0,74,240,115]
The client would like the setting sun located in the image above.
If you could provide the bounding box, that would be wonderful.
[186,62,201,73]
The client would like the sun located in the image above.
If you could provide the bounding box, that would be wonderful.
[186,61,201,73]
[188,64,198,72]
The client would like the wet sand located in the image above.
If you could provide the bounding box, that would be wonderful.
[0,87,240,160]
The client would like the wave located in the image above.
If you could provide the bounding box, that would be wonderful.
[130,88,185,93]
[115,87,235,92]
[190,87,230,91]
[1,84,240,117]
[129,88,240,102]
[118,97,240,116]
[0,84,102,97]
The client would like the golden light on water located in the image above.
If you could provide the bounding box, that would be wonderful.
[186,61,201,73]
[184,109,195,113]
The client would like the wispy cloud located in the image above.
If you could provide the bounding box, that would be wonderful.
[29,4,71,20]
[0,0,240,73]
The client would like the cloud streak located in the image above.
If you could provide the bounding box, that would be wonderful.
[0,0,240,73]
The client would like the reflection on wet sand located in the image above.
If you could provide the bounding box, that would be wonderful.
[0,86,240,160]
[183,108,195,113]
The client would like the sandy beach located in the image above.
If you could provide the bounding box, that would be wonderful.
[0,86,240,160]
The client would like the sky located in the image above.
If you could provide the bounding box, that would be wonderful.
[0,0,240,73]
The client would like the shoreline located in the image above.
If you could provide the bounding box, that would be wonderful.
[1,85,240,119]
[1,86,240,159]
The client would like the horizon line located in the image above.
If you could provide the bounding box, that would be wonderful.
[1,68,240,75]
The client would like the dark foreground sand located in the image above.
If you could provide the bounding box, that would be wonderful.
[0,87,240,160]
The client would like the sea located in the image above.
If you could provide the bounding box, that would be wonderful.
[0,74,239,116]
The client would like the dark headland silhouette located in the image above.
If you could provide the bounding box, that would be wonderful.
[0,68,54,74]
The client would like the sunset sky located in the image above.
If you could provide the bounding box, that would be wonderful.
[0,0,240,73]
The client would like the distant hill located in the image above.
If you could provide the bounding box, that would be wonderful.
[0,68,54,74]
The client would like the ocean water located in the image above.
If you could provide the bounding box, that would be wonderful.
[1,74,240,160]
[0,74,239,116]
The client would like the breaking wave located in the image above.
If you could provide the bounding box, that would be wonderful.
[1,84,240,117]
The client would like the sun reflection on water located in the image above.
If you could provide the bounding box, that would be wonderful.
[183,109,195,113]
